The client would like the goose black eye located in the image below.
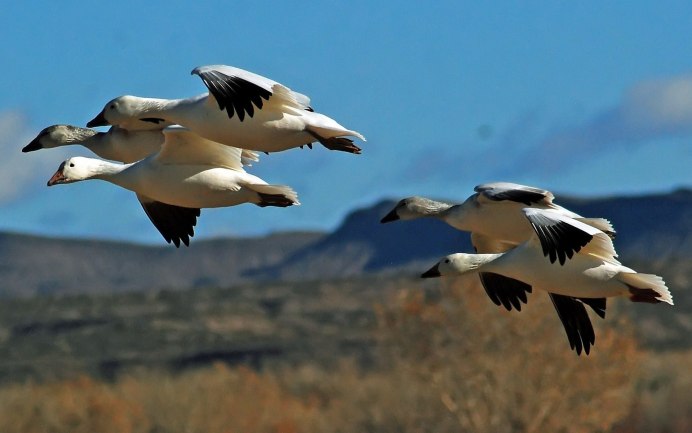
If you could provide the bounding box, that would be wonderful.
[444,259,450,263]
[109,104,115,109]
[69,163,75,167]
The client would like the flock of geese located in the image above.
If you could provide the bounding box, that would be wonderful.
[23,64,672,355]
[381,184,672,354]
[24,65,364,246]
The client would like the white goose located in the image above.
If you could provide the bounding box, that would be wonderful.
[382,182,616,262]
[86,65,365,154]
[383,182,618,354]
[23,124,260,165]
[421,208,673,355]
[46,127,299,247]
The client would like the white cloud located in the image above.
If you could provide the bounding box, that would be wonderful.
[393,74,692,191]
[511,74,692,170]
[620,75,692,133]
[0,111,69,204]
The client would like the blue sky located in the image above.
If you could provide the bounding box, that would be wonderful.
[1,1,690,244]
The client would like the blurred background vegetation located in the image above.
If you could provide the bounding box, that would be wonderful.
[0,270,689,433]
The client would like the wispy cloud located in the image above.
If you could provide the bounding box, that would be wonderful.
[0,111,69,204]
[521,74,692,169]
[391,74,692,194]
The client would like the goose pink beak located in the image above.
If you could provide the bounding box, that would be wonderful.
[47,162,67,186]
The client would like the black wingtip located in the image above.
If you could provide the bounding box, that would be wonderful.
[528,217,592,265]
[579,297,607,319]
[549,293,595,356]
[139,201,199,249]
[197,69,271,122]
[478,272,532,312]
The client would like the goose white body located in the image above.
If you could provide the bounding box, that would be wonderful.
[152,96,357,152]
[382,182,615,254]
[483,241,635,299]
[87,65,365,153]
[425,210,672,304]
[46,128,298,246]
[111,160,272,209]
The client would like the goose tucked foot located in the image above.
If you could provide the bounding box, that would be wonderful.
[306,130,362,154]
[256,193,296,208]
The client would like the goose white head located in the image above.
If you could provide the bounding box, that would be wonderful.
[23,125,98,152]
[421,253,482,278]
[46,156,106,186]
[87,95,168,130]
[380,196,453,223]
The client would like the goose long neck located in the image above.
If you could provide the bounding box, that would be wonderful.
[412,198,454,218]
[148,94,203,112]
[139,97,180,113]
[473,253,503,270]
[90,160,131,180]
[470,253,511,276]
[64,126,102,145]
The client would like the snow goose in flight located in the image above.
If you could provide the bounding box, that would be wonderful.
[382,182,616,263]
[23,124,260,165]
[24,125,258,246]
[421,208,673,355]
[382,182,617,354]
[86,65,365,154]
[45,127,299,247]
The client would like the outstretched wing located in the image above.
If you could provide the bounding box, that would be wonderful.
[522,208,617,265]
[137,194,200,247]
[579,297,607,319]
[192,65,311,121]
[478,272,532,311]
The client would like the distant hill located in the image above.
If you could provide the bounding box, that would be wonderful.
[0,231,324,297]
[0,188,690,297]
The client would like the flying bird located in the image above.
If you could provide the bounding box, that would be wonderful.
[383,182,619,354]
[86,65,365,154]
[421,208,673,355]
[46,127,299,247]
